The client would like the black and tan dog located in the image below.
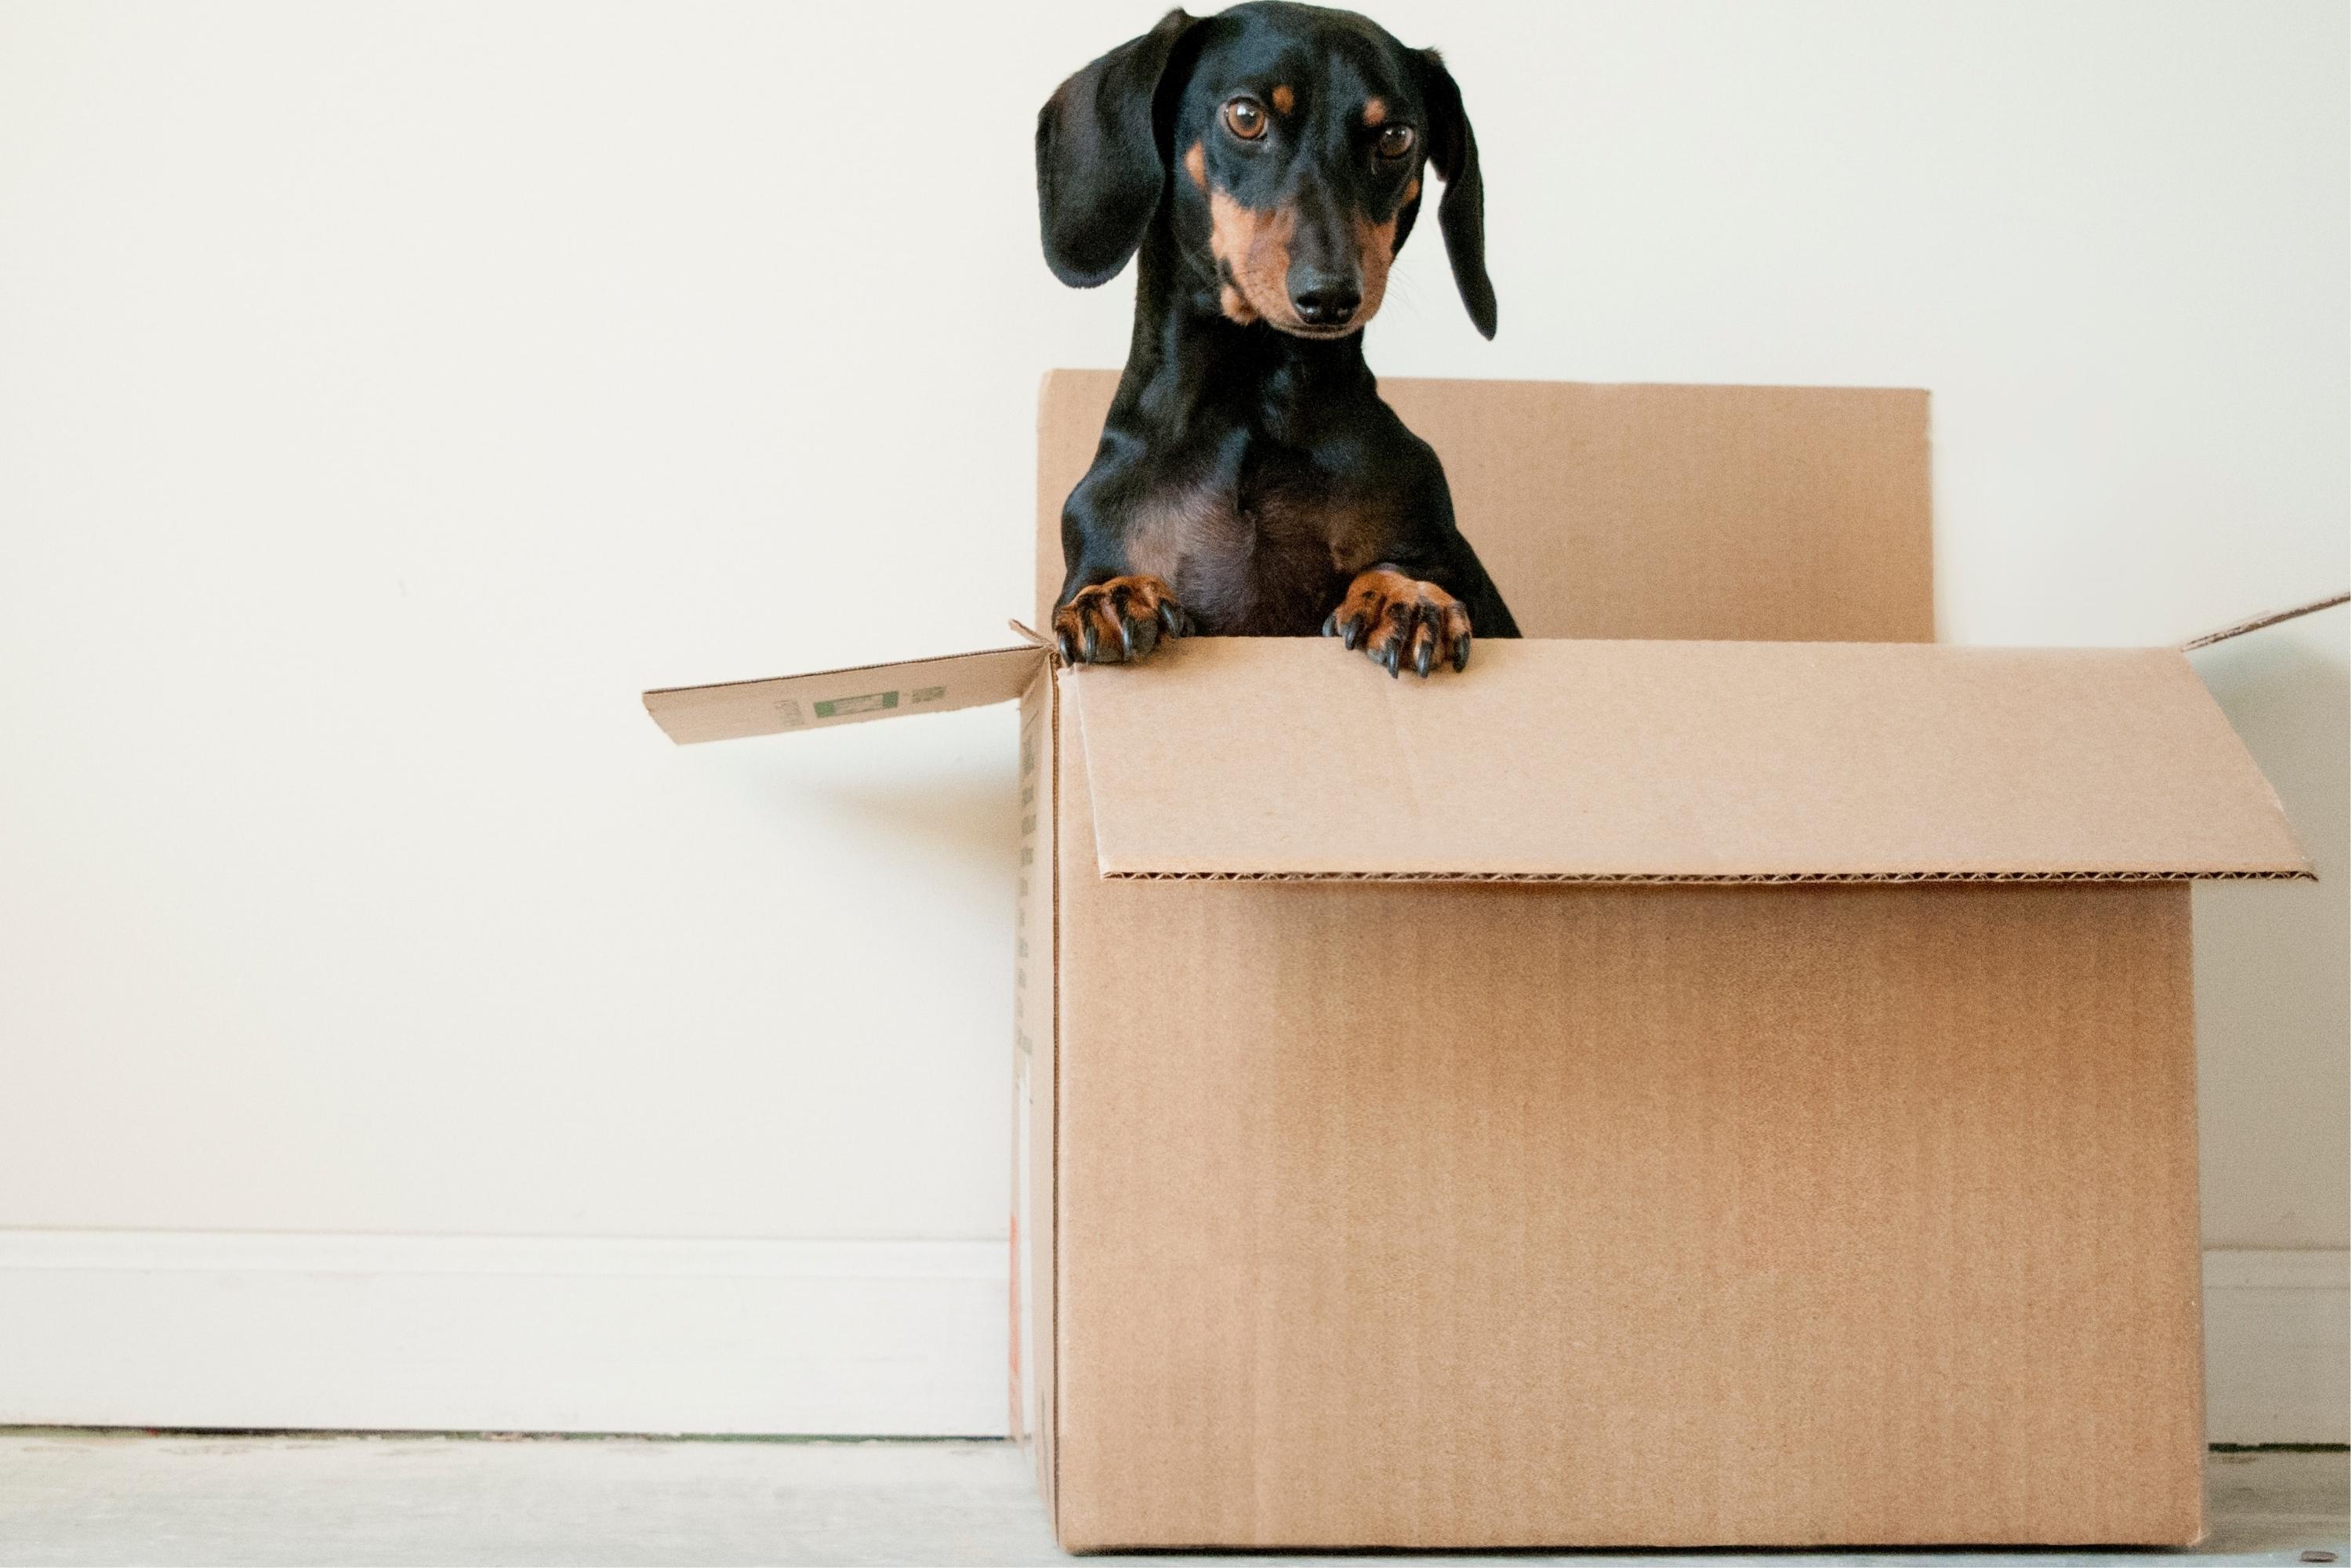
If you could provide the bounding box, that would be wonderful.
[1039,2,1517,678]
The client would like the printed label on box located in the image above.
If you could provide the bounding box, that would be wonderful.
[813,690,898,719]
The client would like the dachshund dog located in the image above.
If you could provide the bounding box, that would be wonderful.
[1038,2,1517,678]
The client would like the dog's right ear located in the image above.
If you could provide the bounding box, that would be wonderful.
[1036,9,1200,289]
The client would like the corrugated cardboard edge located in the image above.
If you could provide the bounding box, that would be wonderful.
[1100,867,2311,884]
[2180,590,2348,651]
[1042,663,1065,1543]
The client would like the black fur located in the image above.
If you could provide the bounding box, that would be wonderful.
[1037,2,1517,675]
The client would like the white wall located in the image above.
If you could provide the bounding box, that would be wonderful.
[0,2,2342,1436]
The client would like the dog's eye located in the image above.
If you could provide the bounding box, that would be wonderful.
[1223,97,1267,141]
[1375,124,1416,160]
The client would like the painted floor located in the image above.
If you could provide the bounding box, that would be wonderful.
[0,1431,2342,1566]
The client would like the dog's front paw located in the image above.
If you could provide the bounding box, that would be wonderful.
[1053,575,1192,665]
[1323,568,1472,677]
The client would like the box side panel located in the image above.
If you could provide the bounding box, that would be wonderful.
[1051,852,2204,1550]
[1034,372,1933,644]
[1011,665,1058,1519]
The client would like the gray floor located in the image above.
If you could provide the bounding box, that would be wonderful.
[0,1431,2342,1566]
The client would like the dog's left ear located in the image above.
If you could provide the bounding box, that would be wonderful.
[1036,9,1202,289]
[1417,48,1496,339]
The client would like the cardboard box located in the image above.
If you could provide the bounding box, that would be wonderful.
[644,372,2313,1552]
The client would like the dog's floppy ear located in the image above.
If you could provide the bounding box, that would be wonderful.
[1417,48,1496,339]
[1036,9,1201,289]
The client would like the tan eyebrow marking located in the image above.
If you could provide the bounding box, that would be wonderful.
[1403,176,1421,204]
[1270,84,1295,115]
[1184,140,1207,191]
[1363,97,1387,125]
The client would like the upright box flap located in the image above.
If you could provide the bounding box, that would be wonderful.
[1064,638,2312,883]
[2180,590,2348,650]
[644,644,1043,744]
[1037,371,1935,643]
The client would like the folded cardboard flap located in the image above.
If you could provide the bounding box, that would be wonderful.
[642,645,1044,744]
[1064,637,2313,884]
[2180,589,2349,651]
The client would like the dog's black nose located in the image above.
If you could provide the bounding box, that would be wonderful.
[1292,277,1360,326]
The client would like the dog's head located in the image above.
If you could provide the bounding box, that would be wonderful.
[1037,2,1494,339]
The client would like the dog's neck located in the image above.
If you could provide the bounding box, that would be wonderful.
[1112,219,1376,445]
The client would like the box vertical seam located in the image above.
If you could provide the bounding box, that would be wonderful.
[2176,880,2211,1547]
[1047,662,1064,1541]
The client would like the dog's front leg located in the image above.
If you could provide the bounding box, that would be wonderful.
[1323,567,1474,678]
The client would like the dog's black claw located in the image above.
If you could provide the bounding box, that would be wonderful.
[1080,622,1100,663]
[1320,612,1338,637]
[1341,619,1362,652]
[1056,632,1074,664]
[1384,641,1401,677]
[1161,601,1186,639]
[1414,637,1434,679]
[1452,633,1470,673]
[1127,615,1158,661]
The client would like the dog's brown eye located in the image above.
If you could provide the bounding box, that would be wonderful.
[1223,97,1266,141]
[1376,124,1415,160]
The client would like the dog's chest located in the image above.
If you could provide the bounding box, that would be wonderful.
[1125,474,1385,637]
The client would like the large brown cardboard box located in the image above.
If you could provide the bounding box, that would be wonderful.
[644,372,2312,1552]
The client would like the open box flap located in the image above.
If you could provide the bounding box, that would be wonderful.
[2180,590,2348,651]
[1064,637,2313,884]
[644,644,1044,744]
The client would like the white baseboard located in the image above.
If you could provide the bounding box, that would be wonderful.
[2205,1247,2350,1445]
[0,1233,2340,1442]
[0,1232,1008,1436]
